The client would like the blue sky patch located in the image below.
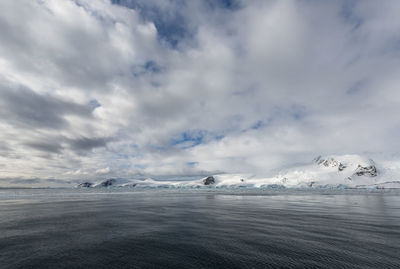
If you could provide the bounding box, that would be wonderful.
[88,99,101,110]
[111,0,241,48]
[171,130,205,148]
[251,120,264,130]
[111,0,192,48]
[144,61,162,73]
[289,105,307,120]
[340,1,364,31]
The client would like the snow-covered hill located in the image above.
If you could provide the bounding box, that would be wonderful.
[76,154,400,189]
[267,155,384,188]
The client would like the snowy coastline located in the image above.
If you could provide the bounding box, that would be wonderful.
[76,154,400,190]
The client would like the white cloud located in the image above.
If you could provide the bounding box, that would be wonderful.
[96,167,111,175]
[65,169,88,176]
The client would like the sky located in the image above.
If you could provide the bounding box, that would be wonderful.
[1,0,400,187]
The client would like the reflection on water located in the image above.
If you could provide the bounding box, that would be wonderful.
[0,189,399,268]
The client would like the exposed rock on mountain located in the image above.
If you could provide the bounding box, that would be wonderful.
[100,178,116,187]
[316,157,339,167]
[76,178,136,188]
[354,165,377,177]
[203,176,215,185]
[338,163,347,171]
[315,156,347,172]
[77,182,93,188]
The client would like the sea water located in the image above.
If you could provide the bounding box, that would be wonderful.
[0,188,399,268]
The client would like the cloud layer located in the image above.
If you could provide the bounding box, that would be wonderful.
[1,0,399,186]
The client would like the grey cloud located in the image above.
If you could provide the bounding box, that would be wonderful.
[0,83,93,130]
[5,178,41,184]
[12,178,41,184]
[0,144,10,152]
[24,141,63,154]
[45,178,72,184]
[68,137,111,152]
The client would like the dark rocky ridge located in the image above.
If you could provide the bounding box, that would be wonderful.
[100,178,116,187]
[203,176,215,185]
[354,165,377,177]
[338,163,347,171]
[78,182,93,188]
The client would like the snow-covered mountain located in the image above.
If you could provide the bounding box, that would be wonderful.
[269,155,383,188]
[76,154,400,189]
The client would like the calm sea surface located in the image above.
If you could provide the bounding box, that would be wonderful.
[0,188,399,268]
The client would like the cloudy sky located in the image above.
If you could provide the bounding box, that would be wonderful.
[1,0,400,186]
